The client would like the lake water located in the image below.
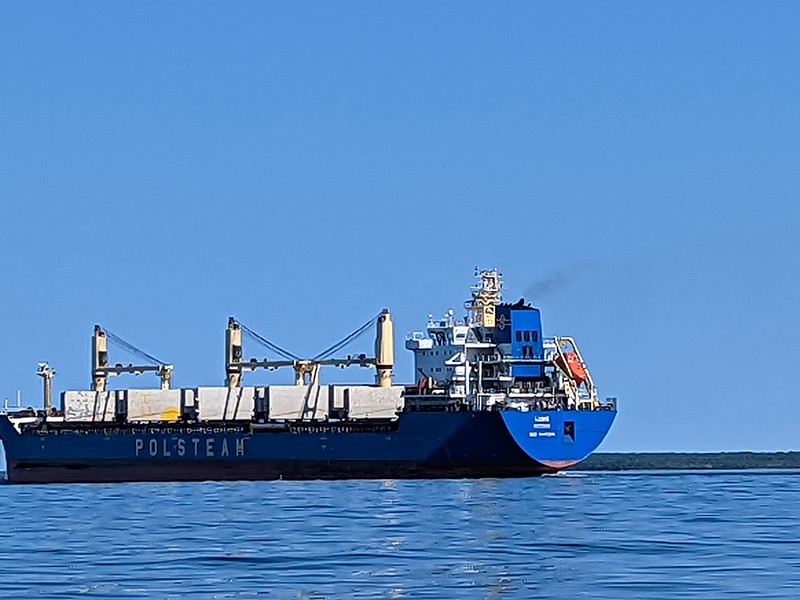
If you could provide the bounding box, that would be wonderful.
[0,472,798,598]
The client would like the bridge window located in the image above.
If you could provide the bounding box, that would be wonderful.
[515,331,522,342]
[523,331,530,342]
[564,421,575,441]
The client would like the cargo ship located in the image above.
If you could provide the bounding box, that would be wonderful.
[0,270,616,483]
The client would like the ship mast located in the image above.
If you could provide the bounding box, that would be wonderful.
[37,362,56,412]
[466,268,503,328]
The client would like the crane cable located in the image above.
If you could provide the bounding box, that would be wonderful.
[312,312,382,362]
[103,329,168,367]
[239,323,302,362]
[103,313,380,371]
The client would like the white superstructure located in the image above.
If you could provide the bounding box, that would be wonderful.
[405,269,600,412]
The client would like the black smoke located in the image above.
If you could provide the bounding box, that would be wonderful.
[523,260,597,302]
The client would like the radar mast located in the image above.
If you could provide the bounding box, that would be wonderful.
[466,268,503,328]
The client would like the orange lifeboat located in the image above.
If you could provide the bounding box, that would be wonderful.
[555,352,587,387]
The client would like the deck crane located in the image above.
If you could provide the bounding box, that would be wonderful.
[225,310,394,389]
[91,325,174,391]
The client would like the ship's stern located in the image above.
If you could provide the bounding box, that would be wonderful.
[500,409,616,471]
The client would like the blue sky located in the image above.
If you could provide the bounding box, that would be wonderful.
[1,2,798,452]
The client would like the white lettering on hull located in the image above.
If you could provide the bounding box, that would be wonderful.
[134,437,248,458]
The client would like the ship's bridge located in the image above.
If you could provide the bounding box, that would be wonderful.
[405,307,496,396]
[403,269,604,413]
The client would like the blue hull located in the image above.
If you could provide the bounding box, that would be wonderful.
[0,410,615,483]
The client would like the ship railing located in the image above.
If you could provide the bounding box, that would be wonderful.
[474,354,501,363]
[404,394,462,411]
[601,396,618,410]
[2,394,27,415]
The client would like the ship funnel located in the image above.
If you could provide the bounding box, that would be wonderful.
[375,309,394,388]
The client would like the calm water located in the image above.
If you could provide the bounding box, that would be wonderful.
[1,472,799,599]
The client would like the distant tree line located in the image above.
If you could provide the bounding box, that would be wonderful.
[577,452,800,471]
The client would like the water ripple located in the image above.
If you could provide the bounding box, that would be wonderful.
[1,474,799,598]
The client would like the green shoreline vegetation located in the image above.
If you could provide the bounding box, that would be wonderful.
[577,452,800,471]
